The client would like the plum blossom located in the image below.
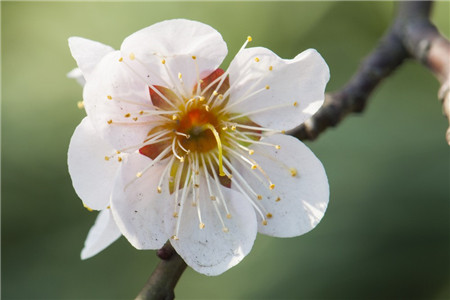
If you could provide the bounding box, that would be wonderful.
[68,19,330,275]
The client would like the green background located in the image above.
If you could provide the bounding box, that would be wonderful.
[2,1,449,299]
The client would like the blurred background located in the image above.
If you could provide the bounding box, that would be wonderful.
[2,2,449,299]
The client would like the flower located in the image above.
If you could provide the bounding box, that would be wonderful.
[68,19,330,275]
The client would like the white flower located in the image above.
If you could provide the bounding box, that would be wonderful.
[68,19,330,275]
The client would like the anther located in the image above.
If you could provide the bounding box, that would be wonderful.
[265,85,270,90]
[129,53,135,60]
[107,120,113,124]
[192,55,197,60]
[107,95,113,100]
[248,149,255,155]
[171,235,179,240]
[262,220,268,226]
[104,156,110,161]
[194,184,200,188]
[247,36,252,42]
[204,105,210,112]
[269,184,275,190]
[118,57,123,62]
[199,223,205,229]
[293,101,298,107]
[254,57,260,62]
[290,168,297,177]
[117,157,122,162]
[269,66,273,71]
[173,212,178,218]
[77,101,84,109]
[161,59,166,64]
[276,197,281,202]
[231,125,236,131]
[83,204,93,212]
[251,165,257,170]
[210,195,216,200]
[139,111,144,115]
[136,172,142,178]
[157,186,162,193]
[218,94,224,100]
[213,90,219,96]
[178,72,182,79]
[172,114,178,120]
[275,145,281,150]
[266,213,273,219]
[124,113,131,118]
[257,195,263,200]
[226,214,232,219]
[222,227,229,233]
[199,96,205,101]
[133,117,138,121]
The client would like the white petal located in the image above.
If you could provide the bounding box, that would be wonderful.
[67,68,86,86]
[111,152,172,250]
[68,117,121,210]
[170,175,257,276]
[232,134,329,237]
[121,19,227,93]
[227,47,330,131]
[83,51,155,151]
[68,37,115,81]
[81,209,122,260]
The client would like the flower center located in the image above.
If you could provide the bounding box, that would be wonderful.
[177,107,220,153]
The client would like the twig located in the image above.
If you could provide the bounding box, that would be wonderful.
[135,243,187,300]
[291,1,450,143]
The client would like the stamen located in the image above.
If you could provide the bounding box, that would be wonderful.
[203,124,225,176]
[227,102,295,121]
[206,154,232,218]
[77,101,84,109]
[192,153,204,228]
[177,138,190,154]
[290,167,297,177]
[174,166,192,240]
[133,146,171,180]
[225,130,281,149]
[192,56,202,96]
[206,35,254,107]
[156,156,175,193]
[217,158,267,222]
[172,137,184,161]
[159,57,188,100]
[220,86,270,113]
[121,62,180,110]
[173,158,185,213]
[175,131,190,139]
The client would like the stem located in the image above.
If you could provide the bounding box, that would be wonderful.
[135,243,187,300]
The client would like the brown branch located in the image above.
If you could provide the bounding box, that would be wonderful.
[291,1,450,143]
[135,243,187,300]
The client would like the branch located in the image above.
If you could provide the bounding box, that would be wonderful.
[135,243,187,300]
[291,1,450,143]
